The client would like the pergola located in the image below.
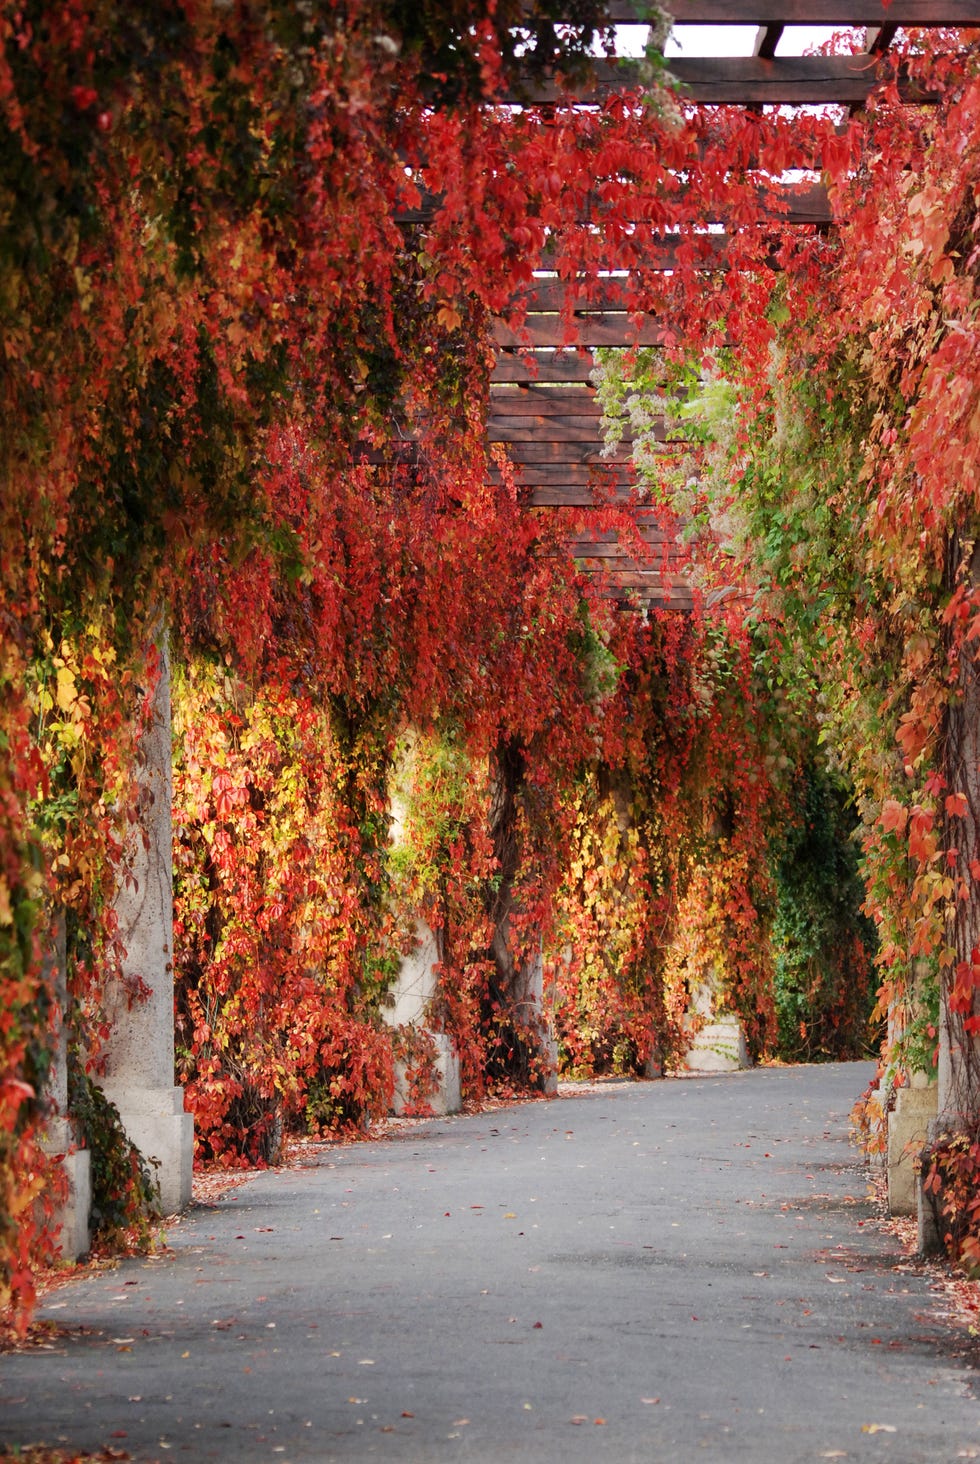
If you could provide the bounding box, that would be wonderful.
[483,1,980,606]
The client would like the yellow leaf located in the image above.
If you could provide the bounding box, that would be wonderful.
[56,664,77,712]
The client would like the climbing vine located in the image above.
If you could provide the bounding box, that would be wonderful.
[5,6,980,1326]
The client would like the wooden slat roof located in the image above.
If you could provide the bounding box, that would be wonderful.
[494,4,980,606]
[399,4,980,608]
[489,279,691,606]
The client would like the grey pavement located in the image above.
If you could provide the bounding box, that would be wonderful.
[2,1062,979,1462]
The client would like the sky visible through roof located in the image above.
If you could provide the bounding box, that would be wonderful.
[603,23,844,56]
[666,24,840,55]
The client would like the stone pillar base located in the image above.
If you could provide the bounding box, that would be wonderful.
[916,1112,972,1257]
[97,1084,193,1215]
[684,1018,749,1073]
[644,1050,664,1079]
[41,1119,92,1261]
[887,1083,937,1216]
[538,1033,559,1097]
[393,1033,461,1117]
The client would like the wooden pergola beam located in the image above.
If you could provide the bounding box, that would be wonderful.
[494,315,665,349]
[526,481,639,502]
[490,385,605,415]
[493,352,599,383]
[401,182,831,229]
[506,440,640,462]
[865,22,901,51]
[490,414,637,443]
[503,54,937,105]
[511,262,737,312]
[601,0,980,21]
[754,24,785,60]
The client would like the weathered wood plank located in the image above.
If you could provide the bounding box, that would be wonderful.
[490,385,603,415]
[510,253,731,310]
[525,482,649,505]
[755,24,784,60]
[398,182,830,227]
[513,278,633,313]
[562,542,677,560]
[603,0,980,21]
[503,439,637,463]
[512,451,681,481]
[666,54,936,105]
[490,414,638,442]
[494,314,665,348]
[503,55,937,105]
[565,523,679,544]
[492,351,598,383]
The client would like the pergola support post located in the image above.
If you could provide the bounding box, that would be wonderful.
[39,909,91,1260]
[97,626,193,1215]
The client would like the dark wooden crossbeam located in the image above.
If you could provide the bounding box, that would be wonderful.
[667,53,934,103]
[400,182,831,229]
[565,522,678,547]
[494,314,665,349]
[502,439,639,462]
[602,0,980,20]
[528,480,638,501]
[493,352,599,383]
[512,266,736,312]
[754,24,784,60]
[491,462,636,489]
[504,54,937,105]
[490,385,604,415]
[489,412,635,439]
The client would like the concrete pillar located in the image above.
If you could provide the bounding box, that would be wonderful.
[98,630,193,1214]
[390,1032,462,1118]
[918,997,968,1253]
[39,909,91,1259]
[516,939,558,1096]
[914,536,980,1248]
[887,1077,938,1216]
[491,916,558,1095]
[683,973,749,1073]
[382,920,461,1117]
[684,1017,749,1072]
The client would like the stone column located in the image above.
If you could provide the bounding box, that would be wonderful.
[887,1073,938,1216]
[885,962,937,1213]
[382,920,461,1117]
[39,909,91,1259]
[98,629,193,1214]
[490,912,559,1095]
[916,533,980,1251]
[683,970,749,1073]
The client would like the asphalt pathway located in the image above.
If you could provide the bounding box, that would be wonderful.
[2,1062,979,1463]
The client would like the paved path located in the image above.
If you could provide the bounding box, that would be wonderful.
[2,1062,979,1463]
